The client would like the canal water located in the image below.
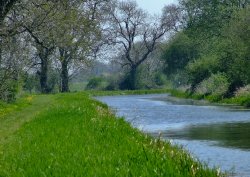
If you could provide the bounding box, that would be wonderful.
[96,94,250,177]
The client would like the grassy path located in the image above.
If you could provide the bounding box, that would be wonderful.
[0,95,54,149]
[0,93,221,176]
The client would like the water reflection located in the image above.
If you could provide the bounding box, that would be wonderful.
[161,122,250,151]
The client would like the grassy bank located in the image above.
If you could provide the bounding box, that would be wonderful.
[169,89,250,108]
[0,93,221,176]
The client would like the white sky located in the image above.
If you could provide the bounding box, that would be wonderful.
[135,0,178,15]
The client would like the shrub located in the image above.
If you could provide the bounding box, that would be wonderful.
[85,77,106,90]
[0,78,19,102]
[105,79,119,91]
[242,98,250,107]
[186,55,219,91]
[234,85,250,97]
[195,73,229,97]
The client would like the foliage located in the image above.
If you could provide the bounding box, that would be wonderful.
[105,77,120,91]
[107,1,179,90]
[69,82,87,92]
[161,32,198,76]
[154,73,168,87]
[0,0,110,97]
[186,55,219,91]
[118,70,139,90]
[195,73,229,97]
[179,0,242,39]
[216,8,250,93]
[23,73,38,93]
[85,77,107,90]
[0,93,221,176]
[234,85,250,98]
[162,1,250,100]
[0,69,19,102]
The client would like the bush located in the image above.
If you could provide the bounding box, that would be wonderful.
[242,98,250,107]
[105,79,119,91]
[154,73,167,86]
[234,85,250,97]
[85,77,106,90]
[195,73,229,97]
[0,78,19,103]
[186,55,219,91]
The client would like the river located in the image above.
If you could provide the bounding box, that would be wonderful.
[96,94,250,177]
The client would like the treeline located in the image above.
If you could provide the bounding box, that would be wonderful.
[0,0,180,102]
[86,0,250,104]
[161,0,250,102]
[0,0,110,102]
[1,0,249,103]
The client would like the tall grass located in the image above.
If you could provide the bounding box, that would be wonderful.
[0,95,34,117]
[0,93,221,176]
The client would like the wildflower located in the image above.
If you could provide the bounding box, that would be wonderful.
[217,168,221,176]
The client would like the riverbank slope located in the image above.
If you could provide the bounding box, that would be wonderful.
[168,89,250,108]
[0,93,220,176]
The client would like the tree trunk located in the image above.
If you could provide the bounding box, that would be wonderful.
[40,57,49,93]
[61,59,69,92]
[39,48,50,93]
[0,39,2,66]
[129,65,137,90]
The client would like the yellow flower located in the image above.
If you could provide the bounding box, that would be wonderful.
[26,96,33,103]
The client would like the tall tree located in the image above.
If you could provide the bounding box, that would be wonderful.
[54,0,108,92]
[20,1,55,93]
[107,0,179,90]
[0,0,20,101]
[179,0,249,39]
[19,0,63,93]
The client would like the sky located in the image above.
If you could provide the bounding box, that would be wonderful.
[135,0,178,15]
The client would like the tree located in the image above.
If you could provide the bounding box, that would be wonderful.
[172,0,250,96]
[161,32,198,76]
[179,0,249,39]
[216,7,250,94]
[54,0,108,92]
[11,1,75,94]
[0,0,18,26]
[107,0,179,90]
[0,0,22,101]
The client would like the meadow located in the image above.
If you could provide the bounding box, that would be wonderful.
[0,92,222,176]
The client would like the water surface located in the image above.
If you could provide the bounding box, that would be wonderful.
[96,94,250,176]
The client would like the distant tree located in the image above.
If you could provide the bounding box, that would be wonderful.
[107,0,180,90]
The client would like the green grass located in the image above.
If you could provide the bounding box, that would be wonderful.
[0,95,55,149]
[0,96,33,117]
[221,96,250,107]
[169,89,250,108]
[0,93,221,176]
[69,82,88,92]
